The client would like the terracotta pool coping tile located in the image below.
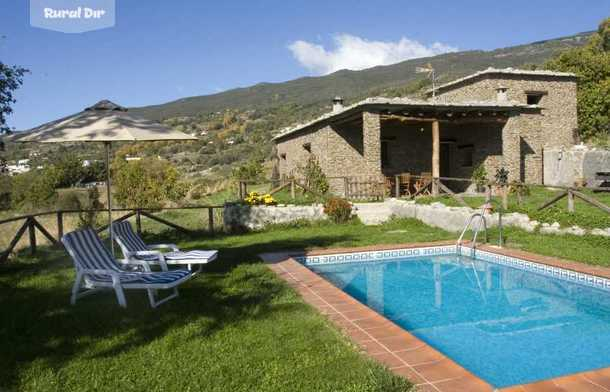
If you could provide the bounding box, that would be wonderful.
[260,241,610,391]
[431,375,494,392]
[583,369,610,389]
[376,335,423,351]
[413,359,470,381]
[499,386,526,392]
[359,340,390,355]
[395,346,446,367]
[341,309,378,321]
[390,366,428,385]
[553,375,609,391]
[370,352,407,368]
[519,379,567,391]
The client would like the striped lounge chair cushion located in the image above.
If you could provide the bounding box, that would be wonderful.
[62,228,190,284]
[87,269,191,284]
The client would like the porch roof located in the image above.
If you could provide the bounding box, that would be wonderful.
[272,96,533,141]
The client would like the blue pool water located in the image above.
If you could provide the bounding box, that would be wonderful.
[309,253,610,387]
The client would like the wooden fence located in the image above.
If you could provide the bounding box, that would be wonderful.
[344,176,385,200]
[0,205,224,263]
[334,174,610,215]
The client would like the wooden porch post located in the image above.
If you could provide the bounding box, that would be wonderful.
[432,120,440,196]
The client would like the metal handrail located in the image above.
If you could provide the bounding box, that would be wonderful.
[456,212,488,251]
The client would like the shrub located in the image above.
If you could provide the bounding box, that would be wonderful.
[510,183,530,205]
[0,174,11,210]
[494,167,509,186]
[299,155,329,195]
[11,169,59,210]
[232,159,264,183]
[323,197,352,223]
[57,188,103,228]
[471,163,487,191]
[112,155,187,209]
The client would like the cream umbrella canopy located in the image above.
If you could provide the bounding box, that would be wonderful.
[16,100,197,250]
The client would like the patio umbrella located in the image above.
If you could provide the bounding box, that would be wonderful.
[15,100,197,251]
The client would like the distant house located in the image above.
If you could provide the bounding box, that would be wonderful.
[272,67,578,195]
[7,159,31,175]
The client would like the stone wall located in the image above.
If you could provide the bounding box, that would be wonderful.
[354,199,609,237]
[436,74,578,183]
[544,145,610,187]
[224,203,326,231]
[276,117,371,195]
[222,200,610,238]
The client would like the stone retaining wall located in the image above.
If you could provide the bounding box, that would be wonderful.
[365,199,609,237]
[222,200,610,238]
[223,203,326,231]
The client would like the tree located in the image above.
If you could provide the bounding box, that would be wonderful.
[50,153,86,188]
[545,17,610,143]
[231,159,264,183]
[112,149,187,208]
[0,62,29,135]
[298,155,329,195]
[10,168,59,210]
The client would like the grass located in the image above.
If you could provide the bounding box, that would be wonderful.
[414,187,610,230]
[2,217,610,391]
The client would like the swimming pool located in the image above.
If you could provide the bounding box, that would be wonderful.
[299,246,610,388]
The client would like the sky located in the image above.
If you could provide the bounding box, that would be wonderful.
[1,0,608,131]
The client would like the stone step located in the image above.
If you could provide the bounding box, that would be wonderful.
[353,203,395,225]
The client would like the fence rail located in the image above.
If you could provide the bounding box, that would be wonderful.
[0,205,224,263]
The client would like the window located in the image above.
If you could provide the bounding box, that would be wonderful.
[381,141,390,168]
[280,153,286,160]
[526,92,544,105]
[458,144,474,167]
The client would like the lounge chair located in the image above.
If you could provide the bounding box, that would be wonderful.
[112,221,218,274]
[62,228,192,308]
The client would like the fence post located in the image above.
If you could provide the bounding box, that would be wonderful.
[28,218,37,256]
[290,180,295,200]
[567,189,575,213]
[432,178,439,197]
[395,175,400,198]
[136,210,142,234]
[208,207,214,234]
[56,211,64,241]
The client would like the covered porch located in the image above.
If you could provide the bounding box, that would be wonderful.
[332,101,531,197]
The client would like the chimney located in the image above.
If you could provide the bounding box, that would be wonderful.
[332,96,344,113]
[496,86,508,102]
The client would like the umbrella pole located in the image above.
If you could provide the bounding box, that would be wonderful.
[105,142,115,255]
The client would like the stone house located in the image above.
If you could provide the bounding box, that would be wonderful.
[272,68,578,195]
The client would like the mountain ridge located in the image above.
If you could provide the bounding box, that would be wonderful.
[131,31,593,121]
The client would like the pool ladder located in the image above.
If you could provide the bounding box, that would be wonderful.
[456,212,488,254]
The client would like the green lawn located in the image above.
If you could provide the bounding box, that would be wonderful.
[415,187,610,229]
[2,218,610,391]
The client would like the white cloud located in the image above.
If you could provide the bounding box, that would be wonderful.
[288,34,457,75]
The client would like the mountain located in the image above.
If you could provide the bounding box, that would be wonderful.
[131,31,593,121]
[4,31,594,185]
